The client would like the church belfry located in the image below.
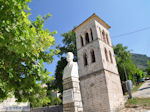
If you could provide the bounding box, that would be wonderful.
[73,13,124,112]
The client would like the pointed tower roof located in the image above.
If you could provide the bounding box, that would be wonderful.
[73,13,111,32]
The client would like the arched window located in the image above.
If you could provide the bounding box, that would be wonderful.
[102,31,106,43]
[83,53,88,66]
[106,34,109,45]
[80,36,84,47]
[109,51,113,64]
[90,49,96,63]
[85,32,90,44]
[104,48,109,62]
[90,28,93,40]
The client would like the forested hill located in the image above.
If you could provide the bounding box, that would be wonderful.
[132,53,150,70]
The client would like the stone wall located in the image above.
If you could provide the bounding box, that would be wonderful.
[63,77,83,112]
[80,71,111,112]
[30,105,63,112]
[105,70,125,112]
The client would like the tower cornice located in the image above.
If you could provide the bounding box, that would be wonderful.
[73,13,111,32]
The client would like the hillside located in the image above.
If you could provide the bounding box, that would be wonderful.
[132,53,150,70]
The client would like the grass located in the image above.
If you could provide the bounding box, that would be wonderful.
[126,98,150,108]
[125,82,150,108]
[132,82,143,93]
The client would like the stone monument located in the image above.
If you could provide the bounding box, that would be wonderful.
[73,13,125,112]
[63,52,83,112]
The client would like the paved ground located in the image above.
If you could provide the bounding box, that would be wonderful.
[120,80,150,112]
[133,80,150,98]
[120,108,150,112]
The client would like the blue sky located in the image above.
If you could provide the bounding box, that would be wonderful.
[29,0,150,76]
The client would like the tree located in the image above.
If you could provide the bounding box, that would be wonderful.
[53,30,76,96]
[146,61,150,75]
[113,44,142,84]
[57,30,77,58]
[53,57,67,95]
[135,68,145,85]
[0,0,58,106]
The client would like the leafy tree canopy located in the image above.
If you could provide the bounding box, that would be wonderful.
[57,30,77,58]
[0,0,58,105]
[146,61,150,75]
[113,44,144,83]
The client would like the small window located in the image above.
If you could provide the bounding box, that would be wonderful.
[90,49,96,63]
[85,32,90,44]
[90,28,93,40]
[106,34,110,45]
[102,31,106,43]
[104,48,109,62]
[80,36,84,47]
[109,51,113,63]
[83,53,88,66]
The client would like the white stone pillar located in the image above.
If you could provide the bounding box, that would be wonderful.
[63,52,83,112]
[63,77,83,112]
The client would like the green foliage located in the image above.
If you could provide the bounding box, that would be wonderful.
[49,96,62,105]
[126,98,150,108]
[29,85,50,107]
[54,30,76,97]
[132,82,143,92]
[46,83,62,106]
[53,57,67,95]
[113,44,144,84]
[146,61,150,75]
[128,98,137,105]
[57,30,77,59]
[136,69,145,78]
[0,0,58,106]
[31,82,62,107]
[114,44,136,82]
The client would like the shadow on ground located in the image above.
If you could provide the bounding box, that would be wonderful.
[138,87,150,91]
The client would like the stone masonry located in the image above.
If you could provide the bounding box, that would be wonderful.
[63,77,83,112]
[73,13,125,112]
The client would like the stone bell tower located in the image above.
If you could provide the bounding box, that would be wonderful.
[73,13,124,112]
